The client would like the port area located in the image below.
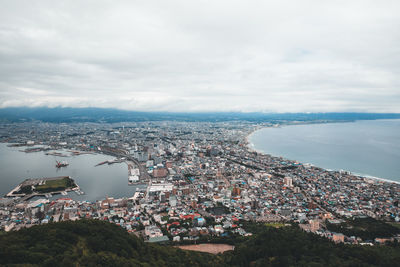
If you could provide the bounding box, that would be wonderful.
[5,176,80,202]
[94,155,149,186]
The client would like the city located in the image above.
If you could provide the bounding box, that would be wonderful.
[1,121,399,246]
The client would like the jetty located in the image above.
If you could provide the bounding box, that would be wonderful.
[95,158,124,166]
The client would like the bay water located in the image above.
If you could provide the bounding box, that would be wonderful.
[0,143,139,201]
[249,119,400,183]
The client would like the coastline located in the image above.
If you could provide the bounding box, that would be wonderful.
[246,124,400,185]
[243,120,355,153]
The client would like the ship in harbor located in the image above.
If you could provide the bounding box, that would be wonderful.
[56,160,69,168]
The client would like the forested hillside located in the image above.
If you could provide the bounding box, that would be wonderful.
[1,220,400,266]
[0,220,221,266]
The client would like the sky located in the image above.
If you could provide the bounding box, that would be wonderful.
[0,1,399,113]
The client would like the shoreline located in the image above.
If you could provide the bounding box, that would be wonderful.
[246,124,400,186]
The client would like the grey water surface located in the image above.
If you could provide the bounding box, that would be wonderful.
[249,119,400,182]
[0,144,139,201]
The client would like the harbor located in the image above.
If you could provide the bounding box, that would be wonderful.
[0,143,137,202]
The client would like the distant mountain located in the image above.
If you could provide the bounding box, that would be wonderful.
[0,107,400,123]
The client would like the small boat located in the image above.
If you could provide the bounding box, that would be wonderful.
[56,160,69,168]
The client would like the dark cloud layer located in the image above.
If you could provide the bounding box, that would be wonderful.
[0,1,399,112]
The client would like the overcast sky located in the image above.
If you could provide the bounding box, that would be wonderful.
[0,1,399,112]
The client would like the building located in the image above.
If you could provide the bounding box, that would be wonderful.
[332,233,345,243]
[145,225,163,238]
[146,160,154,167]
[132,151,148,162]
[149,183,173,195]
[195,217,206,227]
[153,167,168,178]
[232,186,241,197]
[129,175,139,183]
[169,195,177,207]
[284,177,293,187]
[129,168,140,183]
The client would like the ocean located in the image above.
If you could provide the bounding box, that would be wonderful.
[248,119,400,183]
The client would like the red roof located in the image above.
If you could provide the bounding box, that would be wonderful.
[182,215,195,220]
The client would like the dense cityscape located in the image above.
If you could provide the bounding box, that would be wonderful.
[1,121,399,246]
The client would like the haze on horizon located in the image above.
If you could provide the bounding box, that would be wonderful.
[0,1,399,113]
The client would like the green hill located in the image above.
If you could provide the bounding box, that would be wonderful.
[0,220,221,267]
[1,220,400,266]
[229,223,400,266]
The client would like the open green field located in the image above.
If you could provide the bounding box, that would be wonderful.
[35,177,76,193]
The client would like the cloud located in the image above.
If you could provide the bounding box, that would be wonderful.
[0,0,399,112]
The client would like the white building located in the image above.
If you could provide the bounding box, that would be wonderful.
[284,177,293,187]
